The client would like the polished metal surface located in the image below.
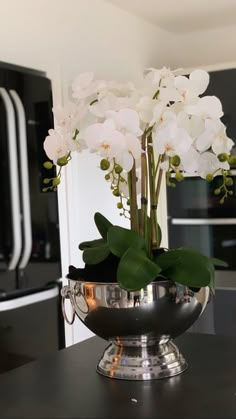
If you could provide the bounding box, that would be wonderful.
[62,280,209,380]
[171,218,236,225]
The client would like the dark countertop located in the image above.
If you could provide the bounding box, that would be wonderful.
[1,333,236,418]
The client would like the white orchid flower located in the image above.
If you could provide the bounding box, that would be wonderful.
[185,96,223,119]
[116,133,142,172]
[179,146,200,174]
[175,70,209,104]
[195,119,234,154]
[155,110,204,142]
[44,129,68,164]
[106,108,143,137]
[136,96,155,124]
[98,80,135,100]
[210,120,234,155]
[153,120,192,157]
[72,72,106,101]
[136,97,166,126]
[140,67,175,99]
[198,151,229,179]
[53,102,87,134]
[89,94,134,119]
[82,119,125,159]
[144,67,176,88]
[212,133,234,156]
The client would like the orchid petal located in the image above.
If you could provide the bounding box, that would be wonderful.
[189,70,209,95]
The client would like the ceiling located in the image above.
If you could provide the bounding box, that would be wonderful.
[107,0,236,33]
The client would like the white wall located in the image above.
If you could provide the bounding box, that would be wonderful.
[173,24,236,69]
[0,0,175,345]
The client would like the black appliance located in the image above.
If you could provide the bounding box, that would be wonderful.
[0,62,64,373]
[167,67,236,336]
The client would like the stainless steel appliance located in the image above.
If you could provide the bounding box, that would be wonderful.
[0,62,64,373]
[167,67,236,336]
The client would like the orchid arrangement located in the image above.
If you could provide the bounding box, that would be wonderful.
[43,67,235,291]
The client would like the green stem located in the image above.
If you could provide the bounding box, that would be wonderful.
[147,142,158,250]
[140,133,148,238]
[155,154,165,204]
[128,161,138,232]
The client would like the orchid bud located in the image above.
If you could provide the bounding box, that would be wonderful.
[105,174,110,180]
[43,178,50,184]
[43,161,53,169]
[117,202,123,209]
[100,159,110,170]
[175,172,184,182]
[113,188,120,197]
[225,177,233,186]
[214,188,221,196]
[171,155,181,167]
[206,173,214,182]
[114,164,123,174]
[57,156,68,166]
[53,177,61,186]
[218,153,228,162]
[228,156,236,165]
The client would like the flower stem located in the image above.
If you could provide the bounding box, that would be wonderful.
[147,141,158,249]
[128,161,138,232]
[140,133,148,238]
[156,154,165,204]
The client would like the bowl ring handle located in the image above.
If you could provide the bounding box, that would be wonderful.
[73,283,89,314]
[61,285,76,325]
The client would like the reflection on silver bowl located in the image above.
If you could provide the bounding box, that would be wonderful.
[62,280,209,380]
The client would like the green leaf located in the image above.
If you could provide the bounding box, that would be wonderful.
[94,212,113,240]
[107,226,147,258]
[155,250,180,270]
[117,248,161,291]
[210,257,228,268]
[79,238,106,250]
[156,223,162,248]
[82,243,110,265]
[160,248,215,288]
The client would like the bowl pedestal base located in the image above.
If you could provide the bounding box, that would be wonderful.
[97,339,187,380]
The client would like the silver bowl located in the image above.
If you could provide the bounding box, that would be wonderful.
[62,280,209,380]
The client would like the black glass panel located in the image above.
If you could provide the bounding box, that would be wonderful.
[205,68,236,147]
[168,223,236,270]
[5,70,61,267]
[167,176,236,218]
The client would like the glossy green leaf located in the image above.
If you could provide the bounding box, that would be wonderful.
[160,248,215,288]
[156,223,162,248]
[94,212,113,240]
[117,248,161,291]
[210,257,228,268]
[107,226,147,258]
[79,238,105,250]
[82,243,110,265]
[155,250,180,270]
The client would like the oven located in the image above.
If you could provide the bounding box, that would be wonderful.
[167,174,236,336]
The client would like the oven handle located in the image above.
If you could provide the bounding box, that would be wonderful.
[9,90,32,270]
[0,287,59,311]
[170,169,236,178]
[0,88,22,270]
[170,218,236,225]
